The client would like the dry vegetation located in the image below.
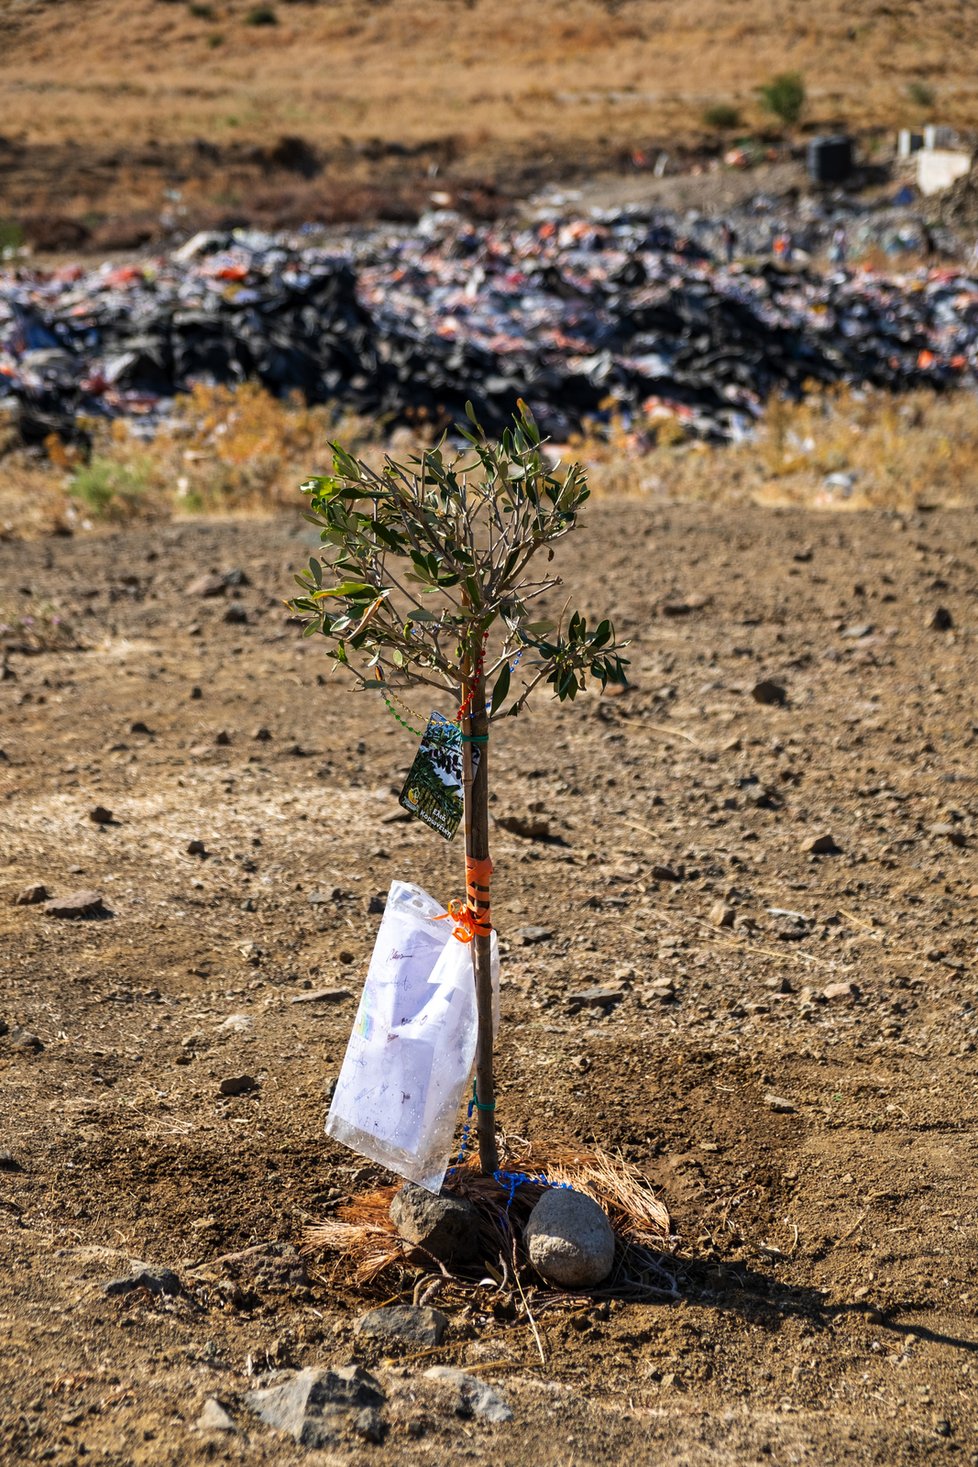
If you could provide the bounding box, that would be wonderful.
[578,387,978,510]
[0,0,976,240]
[3,383,978,540]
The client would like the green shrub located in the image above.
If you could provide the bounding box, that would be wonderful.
[757,71,805,127]
[702,102,740,131]
[188,2,215,17]
[70,457,155,519]
[907,80,936,109]
[245,4,278,23]
[207,30,225,47]
[0,219,24,255]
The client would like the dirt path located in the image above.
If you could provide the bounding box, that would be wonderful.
[1,502,977,1464]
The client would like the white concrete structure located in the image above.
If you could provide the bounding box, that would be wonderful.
[917,148,973,196]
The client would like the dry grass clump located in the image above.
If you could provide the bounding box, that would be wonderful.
[0,386,395,536]
[4,381,977,539]
[304,1146,675,1306]
[157,383,381,512]
[579,385,978,510]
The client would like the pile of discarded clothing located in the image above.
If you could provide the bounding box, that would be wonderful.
[2,208,977,450]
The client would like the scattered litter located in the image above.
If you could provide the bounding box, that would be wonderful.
[3,206,978,450]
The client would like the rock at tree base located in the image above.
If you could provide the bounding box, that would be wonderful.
[390,1182,480,1263]
[355,1304,448,1346]
[245,1365,385,1448]
[523,1187,616,1289]
[423,1367,513,1424]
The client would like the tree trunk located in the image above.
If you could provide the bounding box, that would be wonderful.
[461,670,498,1176]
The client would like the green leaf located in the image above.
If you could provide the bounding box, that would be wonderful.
[489,660,511,717]
[313,581,376,601]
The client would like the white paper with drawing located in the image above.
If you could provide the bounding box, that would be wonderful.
[327,881,499,1193]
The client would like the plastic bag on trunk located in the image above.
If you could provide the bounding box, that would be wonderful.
[326,880,499,1193]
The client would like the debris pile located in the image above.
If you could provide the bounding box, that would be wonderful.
[2,211,977,448]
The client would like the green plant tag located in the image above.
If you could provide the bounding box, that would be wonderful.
[399,712,479,841]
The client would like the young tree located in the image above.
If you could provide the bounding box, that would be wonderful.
[287,404,627,1175]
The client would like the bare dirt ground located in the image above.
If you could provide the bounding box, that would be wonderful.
[2,500,978,1465]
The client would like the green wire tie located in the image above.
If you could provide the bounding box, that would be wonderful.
[460,732,489,745]
[471,1079,496,1113]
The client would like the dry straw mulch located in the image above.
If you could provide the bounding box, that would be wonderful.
[304,1146,677,1317]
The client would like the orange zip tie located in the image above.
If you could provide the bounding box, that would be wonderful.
[439,855,493,943]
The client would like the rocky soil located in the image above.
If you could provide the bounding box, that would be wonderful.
[1,500,977,1465]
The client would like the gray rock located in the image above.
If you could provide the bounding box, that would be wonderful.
[513,925,553,946]
[930,822,967,847]
[196,1397,236,1432]
[43,889,104,918]
[929,606,953,631]
[186,571,227,597]
[219,1074,259,1096]
[823,981,860,1002]
[88,805,114,825]
[752,679,787,707]
[214,1013,252,1034]
[14,884,47,906]
[803,833,841,855]
[104,1266,182,1297]
[523,1187,616,1289]
[245,1365,385,1449]
[223,604,248,625]
[709,901,735,929]
[9,1028,43,1054]
[355,1304,448,1346]
[390,1182,480,1263]
[651,863,682,882]
[763,1093,795,1113]
[496,813,552,840]
[423,1366,513,1424]
[290,988,353,1005]
[566,986,624,1014]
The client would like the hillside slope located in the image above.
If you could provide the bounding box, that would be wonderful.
[0,0,974,243]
